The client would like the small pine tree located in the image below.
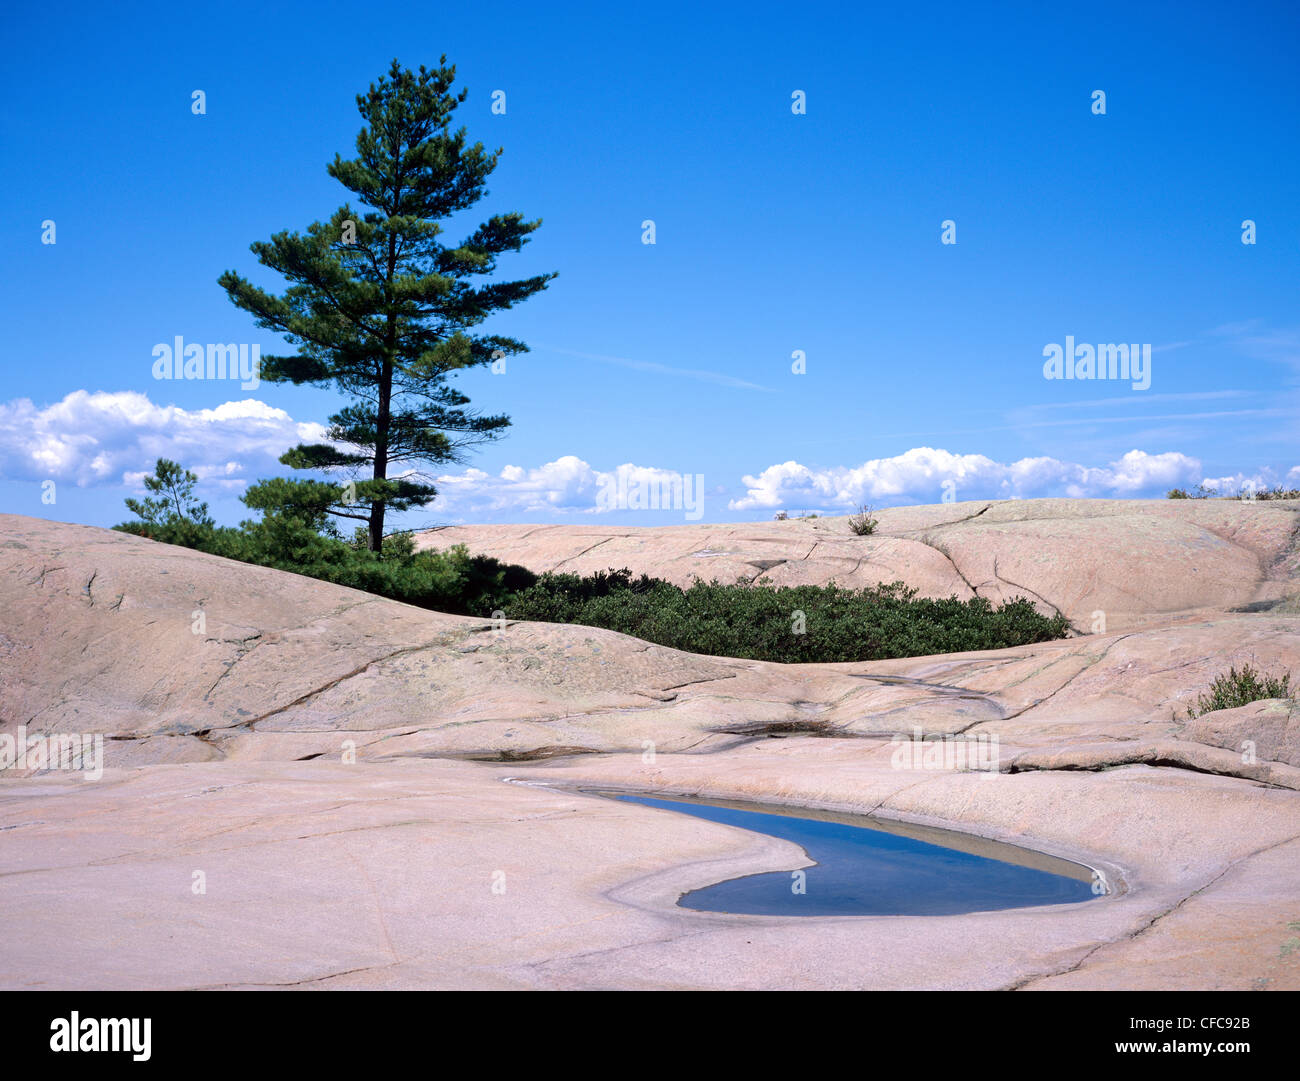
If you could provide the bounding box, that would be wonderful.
[124,459,213,528]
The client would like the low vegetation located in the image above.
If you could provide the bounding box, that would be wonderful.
[504,571,1070,663]
[116,459,1073,664]
[114,461,531,615]
[848,504,878,535]
[1168,484,1300,500]
[1188,664,1293,718]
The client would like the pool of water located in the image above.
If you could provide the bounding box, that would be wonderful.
[614,793,1101,916]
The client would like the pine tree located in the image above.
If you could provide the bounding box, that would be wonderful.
[218,58,554,553]
[125,459,213,528]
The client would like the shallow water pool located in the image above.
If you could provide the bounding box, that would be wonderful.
[615,793,1101,916]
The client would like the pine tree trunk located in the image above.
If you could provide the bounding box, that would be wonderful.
[368,357,392,554]
[369,210,400,557]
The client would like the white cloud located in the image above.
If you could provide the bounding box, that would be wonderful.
[1,389,1281,518]
[728,447,1204,509]
[431,456,597,513]
[430,448,1212,519]
[1202,472,1265,495]
[0,390,327,487]
[430,457,697,516]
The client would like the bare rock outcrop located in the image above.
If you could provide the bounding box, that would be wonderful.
[416,498,1300,631]
[2,503,1299,991]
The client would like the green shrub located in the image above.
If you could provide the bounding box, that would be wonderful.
[500,572,1069,663]
[115,463,1071,664]
[1189,664,1293,718]
[1170,483,1300,501]
[848,505,878,535]
[1167,484,1218,499]
[122,511,1070,661]
[116,512,533,617]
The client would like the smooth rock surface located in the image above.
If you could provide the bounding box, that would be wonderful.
[416,498,1300,631]
[1,503,1298,990]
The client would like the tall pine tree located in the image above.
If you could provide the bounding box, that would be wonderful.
[219,58,554,553]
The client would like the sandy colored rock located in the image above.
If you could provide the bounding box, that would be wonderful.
[1,502,1298,990]
[1183,699,1300,769]
[416,498,1300,631]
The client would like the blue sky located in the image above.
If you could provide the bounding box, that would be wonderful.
[2,0,1297,530]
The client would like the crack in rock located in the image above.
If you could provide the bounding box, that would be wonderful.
[205,639,451,733]
[1005,829,1300,990]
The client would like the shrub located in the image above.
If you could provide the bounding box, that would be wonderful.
[848,505,878,535]
[1188,664,1293,718]
[1170,483,1300,501]
[1254,485,1300,501]
[501,572,1070,663]
[116,465,1071,664]
[1167,484,1219,499]
[116,504,533,618]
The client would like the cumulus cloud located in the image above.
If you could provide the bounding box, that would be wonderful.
[431,457,702,517]
[430,448,1216,519]
[728,447,1205,509]
[0,390,328,488]
[0,390,706,518]
[432,456,600,514]
[1,390,1280,517]
[1202,472,1269,495]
